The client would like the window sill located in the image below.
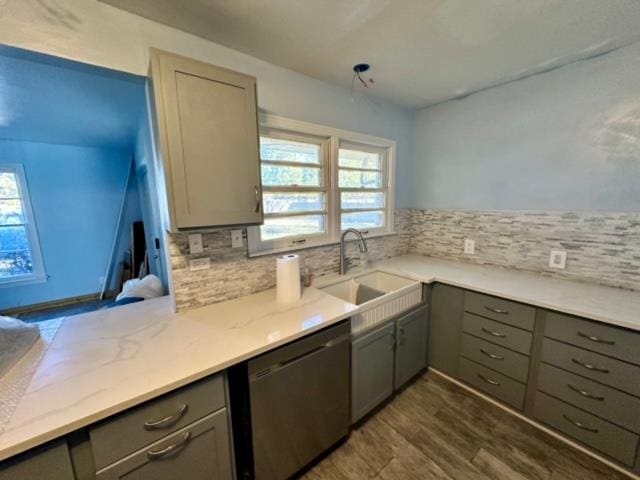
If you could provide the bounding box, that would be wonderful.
[0,274,47,289]
[247,231,397,258]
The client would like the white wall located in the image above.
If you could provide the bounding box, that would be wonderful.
[411,41,640,211]
[0,0,414,207]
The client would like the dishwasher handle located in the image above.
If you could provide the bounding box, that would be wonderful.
[250,333,349,380]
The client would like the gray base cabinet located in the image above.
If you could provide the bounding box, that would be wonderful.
[96,410,232,480]
[428,282,640,474]
[0,440,75,480]
[352,304,429,423]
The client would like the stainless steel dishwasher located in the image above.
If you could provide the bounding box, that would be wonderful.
[245,321,350,479]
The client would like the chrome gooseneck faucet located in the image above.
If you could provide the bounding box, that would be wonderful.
[339,228,368,275]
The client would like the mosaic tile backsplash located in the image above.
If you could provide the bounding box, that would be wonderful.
[169,209,640,311]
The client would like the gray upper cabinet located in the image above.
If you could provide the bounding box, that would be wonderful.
[428,284,464,376]
[0,440,75,480]
[351,322,395,423]
[149,48,262,231]
[394,305,428,389]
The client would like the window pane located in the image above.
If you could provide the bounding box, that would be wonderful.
[0,199,24,225]
[0,250,33,277]
[262,164,321,187]
[341,211,384,230]
[260,215,325,240]
[341,192,384,210]
[263,192,324,214]
[339,170,381,188]
[260,137,320,164]
[339,148,381,170]
[0,172,19,198]
[0,226,30,251]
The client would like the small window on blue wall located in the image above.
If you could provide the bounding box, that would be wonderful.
[0,164,45,285]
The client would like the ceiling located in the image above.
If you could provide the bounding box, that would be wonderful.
[99,0,640,108]
[0,46,146,149]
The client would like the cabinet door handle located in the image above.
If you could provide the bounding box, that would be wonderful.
[144,403,189,430]
[577,331,615,345]
[477,373,500,386]
[254,186,261,213]
[562,414,599,433]
[567,384,605,401]
[571,358,609,374]
[480,348,504,360]
[398,327,405,346]
[147,431,192,460]
[481,327,506,338]
[485,306,509,315]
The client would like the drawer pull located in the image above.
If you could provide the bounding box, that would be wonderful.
[485,306,509,315]
[480,348,504,360]
[571,358,609,374]
[398,327,406,346]
[567,384,605,401]
[144,403,189,430]
[481,327,506,338]
[562,414,599,433]
[477,373,501,386]
[147,431,192,460]
[577,331,615,346]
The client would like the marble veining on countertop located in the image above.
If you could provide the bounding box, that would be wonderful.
[2,254,640,462]
[0,287,356,461]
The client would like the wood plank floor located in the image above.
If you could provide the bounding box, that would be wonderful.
[303,371,632,480]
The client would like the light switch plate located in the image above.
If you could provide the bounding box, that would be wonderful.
[188,234,204,254]
[464,238,475,255]
[549,250,567,269]
[231,229,243,248]
[189,257,210,272]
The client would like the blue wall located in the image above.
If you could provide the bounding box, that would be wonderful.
[0,139,141,310]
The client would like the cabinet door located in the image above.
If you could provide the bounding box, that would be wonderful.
[0,440,75,480]
[428,284,465,376]
[351,322,395,423]
[395,305,428,389]
[150,49,262,230]
[97,409,233,480]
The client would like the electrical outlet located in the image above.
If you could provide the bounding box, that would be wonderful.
[188,234,203,254]
[231,229,243,248]
[464,238,475,255]
[189,257,210,272]
[549,250,567,269]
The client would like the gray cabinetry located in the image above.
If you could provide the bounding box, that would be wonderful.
[0,440,75,480]
[149,49,262,231]
[395,305,429,389]
[96,410,233,480]
[428,284,464,376]
[351,322,395,423]
[352,304,429,423]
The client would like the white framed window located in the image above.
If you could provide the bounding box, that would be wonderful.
[248,115,395,256]
[0,164,46,286]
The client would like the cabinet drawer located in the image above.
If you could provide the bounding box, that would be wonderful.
[464,291,535,331]
[545,311,640,365]
[537,363,640,433]
[462,313,532,355]
[532,392,639,466]
[458,357,526,410]
[90,374,226,469]
[97,409,233,480]
[460,333,530,383]
[0,440,75,480]
[541,338,640,397]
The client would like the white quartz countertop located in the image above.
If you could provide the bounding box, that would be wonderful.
[0,287,356,461]
[1,254,639,462]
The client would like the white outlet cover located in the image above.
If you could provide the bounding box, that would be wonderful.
[549,250,567,269]
[231,229,243,248]
[189,257,210,272]
[188,234,204,254]
[464,238,475,255]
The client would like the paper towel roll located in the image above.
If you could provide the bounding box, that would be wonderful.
[276,254,301,304]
